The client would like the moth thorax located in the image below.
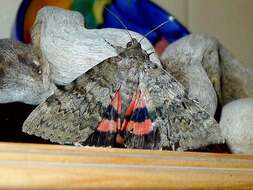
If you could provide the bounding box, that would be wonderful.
[124,48,149,63]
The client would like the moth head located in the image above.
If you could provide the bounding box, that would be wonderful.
[126,38,141,49]
[122,38,149,62]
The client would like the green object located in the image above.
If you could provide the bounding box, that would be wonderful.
[71,0,97,28]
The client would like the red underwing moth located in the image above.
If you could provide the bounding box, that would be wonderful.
[22,35,224,150]
[23,8,223,150]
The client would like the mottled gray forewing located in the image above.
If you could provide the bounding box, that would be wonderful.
[22,57,119,144]
[139,63,224,150]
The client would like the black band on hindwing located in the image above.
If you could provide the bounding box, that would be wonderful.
[102,105,120,121]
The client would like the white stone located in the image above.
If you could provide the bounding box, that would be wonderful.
[220,98,253,154]
[161,33,219,116]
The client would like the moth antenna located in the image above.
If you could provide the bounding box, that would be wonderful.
[145,47,154,52]
[104,7,133,40]
[148,51,155,56]
[145,47,155,56]
[139,19,171,43]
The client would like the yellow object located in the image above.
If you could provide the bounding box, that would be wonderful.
[93,0,112,25]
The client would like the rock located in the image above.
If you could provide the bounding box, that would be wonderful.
[220,98,253,154]
[0,39,56,105]
[161,33,253,114]
[161,33,220,116]
[32,6,160,85]
[219,46,253,104]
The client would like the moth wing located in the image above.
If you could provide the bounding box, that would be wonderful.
[82,88,122,147]
[139,63,224,151]
[122,93,159,149]
[22,57,120,145]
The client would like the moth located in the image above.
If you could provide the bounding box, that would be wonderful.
[22,11,223,150]
[22,36,224,150]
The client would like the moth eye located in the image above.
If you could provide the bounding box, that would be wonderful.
[126,41,132,47]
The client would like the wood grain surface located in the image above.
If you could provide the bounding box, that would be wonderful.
[0,142,252,190]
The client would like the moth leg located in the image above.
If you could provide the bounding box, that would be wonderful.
[74,142,83,147]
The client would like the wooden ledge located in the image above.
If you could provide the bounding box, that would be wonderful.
[0,142,252,190]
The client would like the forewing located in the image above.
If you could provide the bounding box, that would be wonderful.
[139,62,224,151]
[22,57,120,144]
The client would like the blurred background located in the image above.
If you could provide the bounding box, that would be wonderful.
[0,0,252,70]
